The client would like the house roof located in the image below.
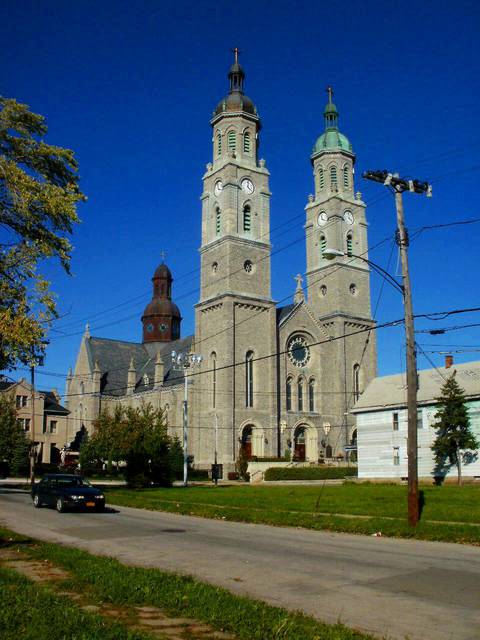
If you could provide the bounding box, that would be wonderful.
[86,334,194,396]
[43,391,69,415]
[352,360,480,413]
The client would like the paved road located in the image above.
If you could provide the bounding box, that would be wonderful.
[0,488,479,640]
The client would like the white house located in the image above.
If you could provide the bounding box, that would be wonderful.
[352,358,480,481]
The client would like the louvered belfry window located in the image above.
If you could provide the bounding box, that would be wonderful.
[244,130,251,153]
[330,165,337,188]
[243,205,251,232]
[228,130,236,152]
[217,132,222,156]
[343,165,349,189]
[320,235,327,255]
[216,207,221,235]
[319,167,325,190]
[347,234,353,257]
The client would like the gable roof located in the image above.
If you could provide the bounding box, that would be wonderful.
[42,391,69,415]
[352,360,480,413]
[86,335,194,396]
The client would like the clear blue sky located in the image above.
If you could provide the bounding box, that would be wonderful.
[3,0,480,394]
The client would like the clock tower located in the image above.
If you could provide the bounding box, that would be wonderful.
[193,52,277,467]
[142,261,181,344]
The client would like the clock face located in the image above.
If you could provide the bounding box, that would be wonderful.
[158,323,168,333]
[214,180,223,196]
[146,323,154,333]
[287,336,310,368]
[241,178,255,194]
[343,210,354,225]
[317,211,328,226]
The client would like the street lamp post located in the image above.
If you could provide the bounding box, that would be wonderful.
[171,350,203,487]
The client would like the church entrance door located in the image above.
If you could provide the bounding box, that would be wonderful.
[293,426,306,461]
[241,425,253,460]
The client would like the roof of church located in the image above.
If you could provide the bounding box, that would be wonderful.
[276,304,297,325]
[312,90,353,156]
[351,360,480,413]
[86,335,193,396]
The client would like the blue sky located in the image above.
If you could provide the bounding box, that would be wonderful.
[3,0,480,393]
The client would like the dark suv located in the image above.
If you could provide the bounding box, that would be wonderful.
[31,474,105,513]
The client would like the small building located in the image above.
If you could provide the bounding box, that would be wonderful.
[0,378,70,464]
[352,358,480,481]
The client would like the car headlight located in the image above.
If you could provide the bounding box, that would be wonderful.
[70,494,85,500]
[97,494,105,500]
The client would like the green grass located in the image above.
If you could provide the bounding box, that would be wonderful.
[104,483,480,544]
[0,565,149,640]
[0,528,374,640]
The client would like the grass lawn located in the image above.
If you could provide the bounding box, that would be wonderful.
[104,483,480,545]
[0,527,373,640]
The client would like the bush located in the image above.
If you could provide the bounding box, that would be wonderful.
[264,466,357,481]
[34,462,59,476]
[188,468,209,480]
[250,456,290,462]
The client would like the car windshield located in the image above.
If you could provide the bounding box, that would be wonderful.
[56,477,92,488]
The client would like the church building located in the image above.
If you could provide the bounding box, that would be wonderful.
[66,54,377,471]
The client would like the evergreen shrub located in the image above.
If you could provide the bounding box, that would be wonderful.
[264,466,357,481]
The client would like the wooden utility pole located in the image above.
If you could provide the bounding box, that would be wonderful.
[29,362,36,485]
[362,170,431,527]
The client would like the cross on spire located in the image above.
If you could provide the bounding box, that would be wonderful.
[326,86,334,104]
[160,250,166,263]
[232,46,241,63]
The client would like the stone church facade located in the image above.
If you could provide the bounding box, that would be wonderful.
[66,55,377,471]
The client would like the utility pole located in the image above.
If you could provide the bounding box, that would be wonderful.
[29,361,36,485]
[362,170,431,527]
[214,413,218,486]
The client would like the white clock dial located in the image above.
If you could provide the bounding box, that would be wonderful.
[214,180,223,196]
[343,210,354,225]
[317,211,328,226]
[241,178,255,194]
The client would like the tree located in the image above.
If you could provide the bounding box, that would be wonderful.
[81,403,180,487]
[0,97,85,369]
[431,374,479,485]
[0,391,29,476]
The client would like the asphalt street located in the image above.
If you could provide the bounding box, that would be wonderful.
[0,488,479,640]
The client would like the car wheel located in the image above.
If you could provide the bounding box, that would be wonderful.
[95,504,105,513]
[56,497,65,513]
[33,494,42,508]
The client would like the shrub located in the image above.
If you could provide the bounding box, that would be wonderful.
[264,466,357,481]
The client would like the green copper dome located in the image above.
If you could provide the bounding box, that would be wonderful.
[311,88,353,156]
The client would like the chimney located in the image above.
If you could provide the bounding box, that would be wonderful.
[445,355,453,369]
[92,360,101,393]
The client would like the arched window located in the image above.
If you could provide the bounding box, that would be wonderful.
[330,165,337,189]
[343,165,349,189]
[243,204,251,232]
[228,130,236,152]
[297,378,304,412]
[286,376,292,411]
[79,381,85,395]
[346,233,353,257]
[243,130,251,153]
[353,363,360,401]
[211,352,217,408]
[215,207,221,235]
[308,378,315,412]
[319,167,325,190]
[320,235,327,256]
[245,351,254,407]
[217,132,222,156]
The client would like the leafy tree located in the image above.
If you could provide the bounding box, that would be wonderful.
[431,374,479,485]
[81,403,180,487]
[0,97,85,369]
[0,391,29,476]
[236,445,249,481]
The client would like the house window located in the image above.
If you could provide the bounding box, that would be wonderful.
[227,130,236,152]
[343,165,349,189]
[286,377,292,411]
[217,132,222,156]
[417,410,423,429]
[347,233,353,257]
[308,378,315,412]
[245,351,254,407]
[17,418,30,432]
[393,412,399,431]
[353,364,360,401]
[393,447,400,466]
[319,167,325,190]
[16,395,28,408]
[50,420,57,434]
[297,378,304,412]
[330,165,337,189]
[244,130,251,153]
[243,204,251,232]
[215,207,221,235]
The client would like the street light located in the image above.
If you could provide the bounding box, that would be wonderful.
[171,349,203,486]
